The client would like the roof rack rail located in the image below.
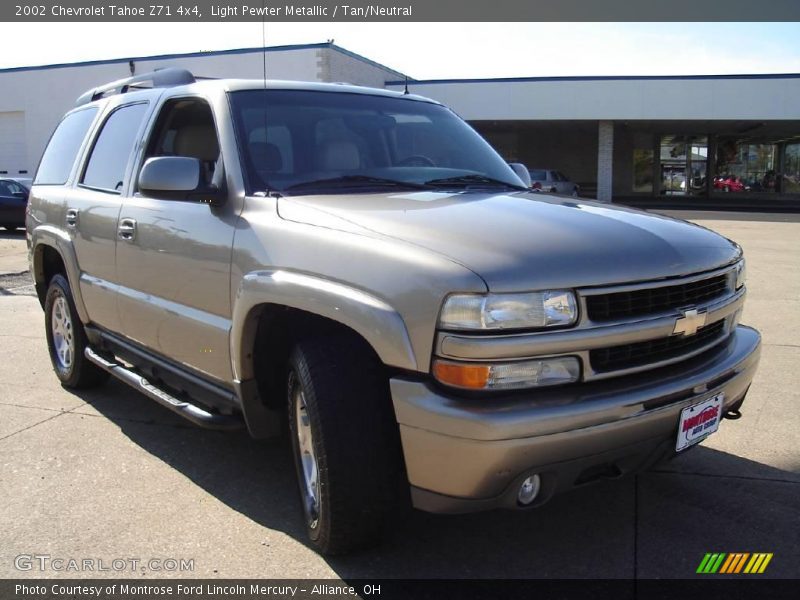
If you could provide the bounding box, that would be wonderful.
[75,68,196,106]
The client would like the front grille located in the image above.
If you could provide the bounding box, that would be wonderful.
[586,274,729,321]
[590,320,726,373]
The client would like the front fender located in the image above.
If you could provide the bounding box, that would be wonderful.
[231,269,418,382]
[30,225,88,322]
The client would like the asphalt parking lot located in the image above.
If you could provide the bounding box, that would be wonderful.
[0,210,798,580]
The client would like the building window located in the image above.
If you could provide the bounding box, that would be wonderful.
[659,135,707,196]
[632,148,653,193]
[784,143,800,194]
[715,140,778,193]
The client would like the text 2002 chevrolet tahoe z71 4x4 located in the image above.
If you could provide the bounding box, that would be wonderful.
[27,69,760,554]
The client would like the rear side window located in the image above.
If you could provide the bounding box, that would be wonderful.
[82,103,148,193]
[34,108,98,185]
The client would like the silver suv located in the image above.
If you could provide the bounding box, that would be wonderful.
[27,69,760,554]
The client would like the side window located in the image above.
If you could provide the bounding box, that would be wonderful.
[143,98,220,188]
[81,103,148,193]
[34,108,98,185]
[5,181,25,195]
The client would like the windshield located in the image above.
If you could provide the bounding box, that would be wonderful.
[229,89,525,195]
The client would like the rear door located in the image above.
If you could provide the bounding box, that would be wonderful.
[114,95,237,384]
[68,98,152,331]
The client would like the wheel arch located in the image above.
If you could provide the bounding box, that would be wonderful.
[30,227,87,321]
[230,270,418,438]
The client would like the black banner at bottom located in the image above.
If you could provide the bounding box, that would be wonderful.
[2,579,798,600]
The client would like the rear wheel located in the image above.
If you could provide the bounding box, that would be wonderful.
[3,225,18,231]
[286,334,406,555]
[44,274,108,389]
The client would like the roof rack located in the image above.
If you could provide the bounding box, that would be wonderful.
[75,68,196,106]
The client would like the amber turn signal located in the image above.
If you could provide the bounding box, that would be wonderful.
[432,361,490,389]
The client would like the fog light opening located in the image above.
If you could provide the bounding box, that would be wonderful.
[517,474,541,506]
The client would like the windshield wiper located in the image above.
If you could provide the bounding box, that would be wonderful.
[284,175,430,193]
[425,174,525,190]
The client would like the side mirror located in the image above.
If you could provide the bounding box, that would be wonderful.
[138,156,225,206]
[508,163,532,188]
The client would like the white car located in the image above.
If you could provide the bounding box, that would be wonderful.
[528,168,580,196]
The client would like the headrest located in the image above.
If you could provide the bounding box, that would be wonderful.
[317,141,360,171]
[249,142,283,172]
[174,125,219,162]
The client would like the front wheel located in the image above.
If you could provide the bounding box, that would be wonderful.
[44,274,109,389]
[286,334,406,555]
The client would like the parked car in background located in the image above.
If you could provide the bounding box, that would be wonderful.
[713,175,749,193]
[0,178,29,231]
[528,168,579,196]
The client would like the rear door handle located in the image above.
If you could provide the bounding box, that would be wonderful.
[65,208,79,228]
[118,218,137,242]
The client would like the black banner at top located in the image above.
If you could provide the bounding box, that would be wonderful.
[4,0,800,22]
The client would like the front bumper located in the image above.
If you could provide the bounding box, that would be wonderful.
[390,325,761,513]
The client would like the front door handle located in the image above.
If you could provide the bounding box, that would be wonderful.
[65,208,79,229]
[118,218,137,242]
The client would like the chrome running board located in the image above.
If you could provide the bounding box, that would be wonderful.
[84,347,244,431]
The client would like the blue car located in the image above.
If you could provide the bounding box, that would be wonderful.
[0,178,29,231]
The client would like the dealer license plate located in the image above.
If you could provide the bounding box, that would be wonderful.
[676,392,724,452]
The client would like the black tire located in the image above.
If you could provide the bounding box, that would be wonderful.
[3,225,18,231]
[44,274,109,389]
[286,333,406,555]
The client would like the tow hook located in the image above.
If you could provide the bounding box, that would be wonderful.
[723,409,742,420]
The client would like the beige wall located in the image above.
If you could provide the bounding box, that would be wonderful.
[393,77,800,121]
[0,45,401,175]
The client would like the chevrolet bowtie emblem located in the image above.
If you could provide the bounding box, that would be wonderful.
[673,308,707,336]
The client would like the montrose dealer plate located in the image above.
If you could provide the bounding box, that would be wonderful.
[676,392,724,452]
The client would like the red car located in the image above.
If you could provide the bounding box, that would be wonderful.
[713,176,749,192]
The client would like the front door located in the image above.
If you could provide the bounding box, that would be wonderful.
[115,97,237,384]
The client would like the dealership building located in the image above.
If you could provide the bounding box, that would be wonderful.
[1,42,799,209]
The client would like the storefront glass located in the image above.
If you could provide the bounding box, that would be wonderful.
[660,135,707,195]
[715,140,778,193]
[632,148,654,193]
[784,143,800,194]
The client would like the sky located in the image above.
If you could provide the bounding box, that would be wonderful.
[2,22,800,78]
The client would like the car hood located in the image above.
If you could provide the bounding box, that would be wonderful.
[277,191,740,291]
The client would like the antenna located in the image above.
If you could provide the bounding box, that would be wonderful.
[404,76,409,95]
[258,3,280,196]
[261,2,267,90]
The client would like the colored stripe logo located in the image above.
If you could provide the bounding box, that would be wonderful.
[697,553,773,574]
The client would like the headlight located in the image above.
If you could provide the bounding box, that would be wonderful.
[433,356,581,391]
[439,291,577,330]
[735,259,746,290]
